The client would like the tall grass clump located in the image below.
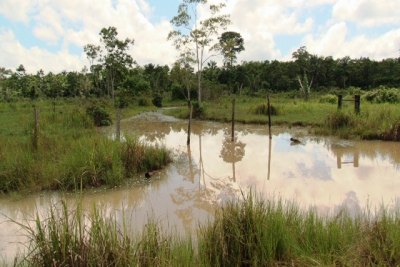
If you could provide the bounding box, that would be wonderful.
[252,103,278,116]
[325,111,354,130]
[198,193,294,266]
[20,202,193,267]
[57,137,124,190]
[23,202,134,266]
[14,194,400,266]
[197,193,400,266]
[121,138,171,177]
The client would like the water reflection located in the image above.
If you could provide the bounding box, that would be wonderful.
[2,112,400,262]
[220,136,246,182]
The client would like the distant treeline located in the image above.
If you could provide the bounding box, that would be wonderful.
[0,47,399,101]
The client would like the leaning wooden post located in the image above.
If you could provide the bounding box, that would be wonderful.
[33,105,39,151]
[187,100,193,146]
[354,95,360,114]
[231,97,236,142]
[267,95,272,139]
[116,108,121,141]
[337,95,343,110]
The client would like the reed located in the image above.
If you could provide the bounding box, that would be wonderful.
[15,193,400,266]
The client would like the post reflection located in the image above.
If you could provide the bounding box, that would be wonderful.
[330,143,361,169]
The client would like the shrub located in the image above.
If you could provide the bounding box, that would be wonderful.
[382,120,400,141]
[319,94,337,104]
[86,105,112,126]
[115,97,129,109]
[192,101,205,119]
[364,87,400,103]
[152,94,163,107]
[252,103,278,116]
[138,97,151,107]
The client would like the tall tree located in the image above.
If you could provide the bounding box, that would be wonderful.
[218,31,244,68]
[168,0,230,105]
[85,27,134,100]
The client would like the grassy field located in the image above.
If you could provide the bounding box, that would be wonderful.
[0,99,169,194]
[15,194,400,266]
[164,93,400,140]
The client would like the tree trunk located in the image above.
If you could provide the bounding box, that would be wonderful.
[116,108,121,141]
[231,97,235,142]
[187,101,193,146]
[197,69,202,105]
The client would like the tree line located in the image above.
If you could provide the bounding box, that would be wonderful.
[1,0,399,104]
[1,47,399,101]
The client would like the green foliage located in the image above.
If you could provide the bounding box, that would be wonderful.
[86,105,112,126]
[364,86,400,103]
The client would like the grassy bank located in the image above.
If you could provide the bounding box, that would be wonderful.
[16,194,400,266]
[0,99,170,194]
[164,94,400,140]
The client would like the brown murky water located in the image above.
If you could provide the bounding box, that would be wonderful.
[1,111,400,261]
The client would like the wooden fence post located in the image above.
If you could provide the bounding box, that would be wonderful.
[267,95,272,139]
[337,95,343,110]
[354,95,360,114]
[231,97,235,142]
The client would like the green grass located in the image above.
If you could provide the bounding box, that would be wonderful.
[14,194,400,266]
[0,99,170,194]
[164,94,400,140]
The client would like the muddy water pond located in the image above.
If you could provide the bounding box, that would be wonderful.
[1,112,400,261]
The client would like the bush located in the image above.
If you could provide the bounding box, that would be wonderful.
[326,111,354,130]
[252,103,278,116]
[319,94,337,104]
[86,105,112,126]
[152,94,163,107]
[138,97,151,106]
[364,87,400,103]
[115,97,129,109]
[192,101,205,119]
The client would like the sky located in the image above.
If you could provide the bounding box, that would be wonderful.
[0,0,399,73]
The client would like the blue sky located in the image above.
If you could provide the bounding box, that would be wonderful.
[0,0,399,73]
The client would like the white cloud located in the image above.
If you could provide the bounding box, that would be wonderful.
[304,23,400,60]
[0,0,33,23]
[333,0,400,27]
[0,0,178,73]
[196,0,317,63]
[0,0,399,73]
[0,28,84,73]
[33,25,59,45]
